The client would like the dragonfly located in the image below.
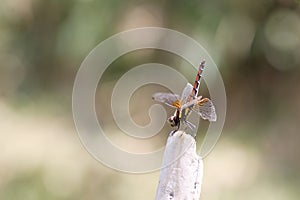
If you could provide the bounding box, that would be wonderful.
[152,60,217,131]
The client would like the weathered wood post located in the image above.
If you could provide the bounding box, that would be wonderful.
[156,130,203,200]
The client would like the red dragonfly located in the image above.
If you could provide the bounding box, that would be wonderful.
[152,60,216,131]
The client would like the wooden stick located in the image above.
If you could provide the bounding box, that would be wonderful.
[155,131,203,200]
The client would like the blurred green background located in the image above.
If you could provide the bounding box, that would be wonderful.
[0,0,300,199]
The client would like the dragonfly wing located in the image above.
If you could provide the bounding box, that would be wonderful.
[193,98,217,121]
[152,93,180,108]
[181,83,193,104]
[181,96,202,110]
[185,120,196,130]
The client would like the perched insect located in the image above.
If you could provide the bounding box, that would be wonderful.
[152,60,217,131]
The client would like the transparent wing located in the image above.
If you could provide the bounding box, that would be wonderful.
[181,83,193,104]
[152,92,180,108]
[193,98,217,122]
[181,96,202,110]
[185,120,196,130]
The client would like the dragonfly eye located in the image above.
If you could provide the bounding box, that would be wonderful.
[168,116,174,122]
[167,116,176,126]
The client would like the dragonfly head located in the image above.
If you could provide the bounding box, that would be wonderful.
[167,116,177,127]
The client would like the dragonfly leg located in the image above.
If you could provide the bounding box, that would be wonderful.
[176,120,180,130]
[170,130,177,136]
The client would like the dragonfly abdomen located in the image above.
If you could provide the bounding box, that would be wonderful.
[191,60,205,99]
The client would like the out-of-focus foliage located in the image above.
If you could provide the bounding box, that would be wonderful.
[0,0,299,199]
